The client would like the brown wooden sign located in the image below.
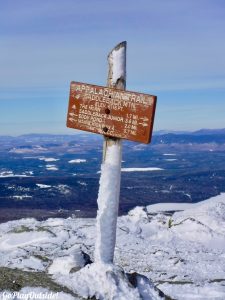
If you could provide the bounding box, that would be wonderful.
[67,82,157,144]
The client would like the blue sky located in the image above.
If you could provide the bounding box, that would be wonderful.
[0,0,224,135]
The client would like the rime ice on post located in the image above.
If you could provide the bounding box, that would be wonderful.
[66,41,157,263]
[94,41,126,263]
[65,42,159,299]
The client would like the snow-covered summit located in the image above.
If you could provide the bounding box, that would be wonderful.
[173,194,225,235]
[0,194,225,299]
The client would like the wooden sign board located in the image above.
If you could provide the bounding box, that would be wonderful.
[67,82,157,144]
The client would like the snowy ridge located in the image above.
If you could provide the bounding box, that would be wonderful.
[0,194,225,299]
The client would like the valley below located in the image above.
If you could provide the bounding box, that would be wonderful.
[0,131,225,222]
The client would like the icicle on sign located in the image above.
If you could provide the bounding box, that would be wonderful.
[67,82,157,144]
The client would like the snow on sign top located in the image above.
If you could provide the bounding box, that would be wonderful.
[67,82,157,144]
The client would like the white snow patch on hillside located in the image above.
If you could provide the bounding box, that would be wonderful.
[36,184,52,189]
[77,181,87,186]
[0,171,33,178]
[55,184,71,195]
[121,167,164,172]
[68,159,87,163]
[46,164,58,171]
[39,157,59,162]
[164,159,177,161]
[9,146,47,153]
[97,167,163,174]
[11,195,32,200]
[24,171,34,175]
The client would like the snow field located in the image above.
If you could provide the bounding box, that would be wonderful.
[0,194,224,298]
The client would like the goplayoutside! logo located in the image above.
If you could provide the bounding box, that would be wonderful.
[2,291,59,300]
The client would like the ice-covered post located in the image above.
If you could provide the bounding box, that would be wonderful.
[94,41,126,263]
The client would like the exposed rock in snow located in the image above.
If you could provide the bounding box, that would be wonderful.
[0,269,79,299]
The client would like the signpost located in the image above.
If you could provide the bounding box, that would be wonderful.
[67,41,157,264]
[67,82,157,144]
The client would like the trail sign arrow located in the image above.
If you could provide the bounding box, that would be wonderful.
[140,117,149,122]
[139,122,149,127]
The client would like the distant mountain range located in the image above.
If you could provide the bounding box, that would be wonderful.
[191,128,225,135]
[1,128,225,140]
[151,131,225,145]
[154,128,225,136]
[1,129,225,153]
[0,128,225,222]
